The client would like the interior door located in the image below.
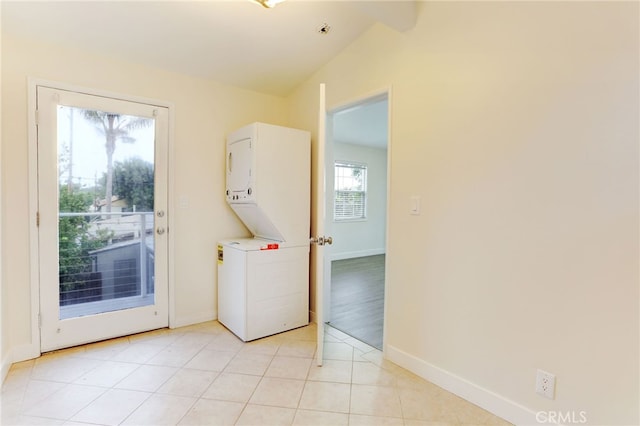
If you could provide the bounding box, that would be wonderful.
[314,83,332,366]
[37,85,169,352]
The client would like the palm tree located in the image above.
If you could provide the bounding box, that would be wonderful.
[83,111,152,212]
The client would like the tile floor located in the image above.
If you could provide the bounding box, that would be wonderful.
[1,321,512,426]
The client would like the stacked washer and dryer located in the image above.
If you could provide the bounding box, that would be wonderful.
[217,122,311,341]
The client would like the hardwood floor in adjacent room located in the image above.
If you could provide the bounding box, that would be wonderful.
[329,254,385,350]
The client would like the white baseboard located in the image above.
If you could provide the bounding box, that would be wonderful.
[10,343,40,364]
[331,248,385,261]
[1,352,11,385]
[171,311,217,329]
[386,344,538,426]
[1,343,40,385]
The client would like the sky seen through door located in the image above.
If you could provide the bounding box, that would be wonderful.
[57,105,155,193]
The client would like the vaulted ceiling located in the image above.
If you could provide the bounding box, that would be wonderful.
[1,0,416,97]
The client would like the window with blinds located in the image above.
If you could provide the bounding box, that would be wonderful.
[334,161,367,221]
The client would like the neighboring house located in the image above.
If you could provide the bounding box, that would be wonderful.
[91,196,128,218]
[89,235,154,301]
[86,205,155,302]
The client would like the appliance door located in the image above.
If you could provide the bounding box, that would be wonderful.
[246,246,309,341]
[227,137,253,202]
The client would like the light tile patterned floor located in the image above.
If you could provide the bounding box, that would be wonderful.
[1,321,512,425]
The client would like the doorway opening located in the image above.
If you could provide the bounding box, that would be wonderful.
[325,94,389,350]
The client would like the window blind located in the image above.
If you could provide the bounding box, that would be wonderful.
[334,162,367,221]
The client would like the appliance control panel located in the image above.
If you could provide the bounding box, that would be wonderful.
[226,187,253,202]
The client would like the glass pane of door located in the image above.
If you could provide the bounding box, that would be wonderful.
[57,107,156,319]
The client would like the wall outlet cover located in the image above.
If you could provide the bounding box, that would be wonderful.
[536,369,556,400]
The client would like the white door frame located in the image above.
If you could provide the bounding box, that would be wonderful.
[315,85,392,364]
[26,78,176,357]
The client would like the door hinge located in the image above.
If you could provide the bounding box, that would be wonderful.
[38,313,42,328]
[35,109,39,126]
[36,211,40,227]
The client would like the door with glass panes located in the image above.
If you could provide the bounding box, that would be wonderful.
[37,86,169,352]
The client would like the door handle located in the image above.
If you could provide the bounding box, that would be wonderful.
[310,236,333,246]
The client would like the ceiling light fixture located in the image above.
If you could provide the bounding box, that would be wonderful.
[253,0,285,9]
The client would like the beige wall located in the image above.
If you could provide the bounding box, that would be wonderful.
[288,2,638,424]
[1,34,286,362]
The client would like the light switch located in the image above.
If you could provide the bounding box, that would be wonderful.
[410,196,420,215]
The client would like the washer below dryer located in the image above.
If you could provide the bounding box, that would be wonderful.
[217,238,309,341]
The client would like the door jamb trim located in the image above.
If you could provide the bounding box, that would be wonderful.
[324,85,392,354]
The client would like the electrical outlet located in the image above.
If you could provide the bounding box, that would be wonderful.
[536,369,556,399]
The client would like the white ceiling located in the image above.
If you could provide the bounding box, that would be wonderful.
[2,1,409,148]
[332,98,388,149]
[1,0,416,97]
